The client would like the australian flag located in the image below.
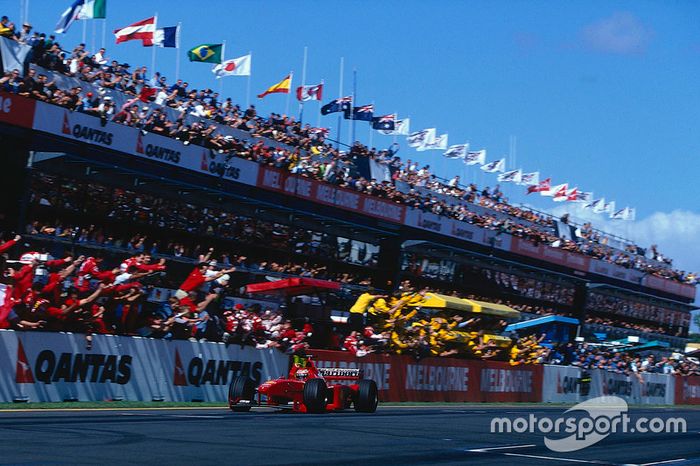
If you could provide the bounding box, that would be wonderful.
[321,96,352,115]
[347,104,374,121]
[371,114,396,131]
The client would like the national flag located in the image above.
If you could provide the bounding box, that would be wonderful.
[258,73,292,98]
[187,43,223,63]
[565,187,580,202]
[371,114,396,131]
[296,83,323,102]
[527,177,550,194]
[153,25,179,48]
[114,17,157,46]
[407,128,436,147]
[577,191,593,203]
[321,96,352,115]
[212,54,251,78]
[76,0,106,19]
[610,207,627,220]
[308,127,329,137]
[464,149,486,166]
[518,171,539,186]
[443,144,469,159]
[481,158,505,173]
[347,104,374,121]
[604,200,615,214]
[626,207,636,221]
[55,0,86,33]
[138,85,157,102]
[585,198,605,213]
[545,183,568,199]
[498,169,522,183]
[379,117,410,135]
[417,133,448,151]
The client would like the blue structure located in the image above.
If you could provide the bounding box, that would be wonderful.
[505,315,580,343]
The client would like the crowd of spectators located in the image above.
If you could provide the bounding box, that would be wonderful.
[547,342,700,376]
[0,15,695,286]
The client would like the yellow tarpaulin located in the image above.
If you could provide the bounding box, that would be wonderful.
[407,293,520,319]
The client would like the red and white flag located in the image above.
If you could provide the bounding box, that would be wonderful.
[565,187,580,202]
[114,16,157,45]
[296,83,324,102]
[212,54,251,78]
[526,177,550,194]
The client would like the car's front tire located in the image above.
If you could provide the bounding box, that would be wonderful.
[355,379,378,413]
[228,376,255,412]
[303,378,327,413]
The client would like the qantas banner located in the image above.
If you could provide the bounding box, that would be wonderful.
[404,210,512,251]
[31,101,259,186]
[0,92,36,129]
[257,166,406,224]
[588,368,674,405]
[542,365,584,403]
[675,375,700,405]
[308,350,542,402]
[0,330,288,402]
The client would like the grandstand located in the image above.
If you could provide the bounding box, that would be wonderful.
[0,14,697,368]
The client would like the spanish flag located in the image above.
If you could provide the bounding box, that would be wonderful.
[257,73,293,98]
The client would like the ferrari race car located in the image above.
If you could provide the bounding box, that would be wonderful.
[228,355,378,414]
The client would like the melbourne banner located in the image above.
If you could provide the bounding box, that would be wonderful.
[0,91,36,129]
[308,349,543,402]
[0,330,288,402]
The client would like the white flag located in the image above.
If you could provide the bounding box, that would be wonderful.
[497,169,522,183]
[0,37,31,76]
[212,54,252,78]
[464,150,486,165]
[626,207,636,221]
[542,183,567,197]
[417,133,448,151]
[407,128,436,147]
[553,185,571,202]
[611,207,627,220]
[518,171,540,186]
[577,191,593,203]
[380,117,409,135]
[586,198,605,213]
[480,158,505,173]
[443,143,469,159]
[605,201,616,215]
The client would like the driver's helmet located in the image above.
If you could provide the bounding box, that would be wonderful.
[295,368,309,381]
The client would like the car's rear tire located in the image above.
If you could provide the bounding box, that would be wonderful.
[228,376,255,412]
[355,379,378,413]
[303,378,327,413]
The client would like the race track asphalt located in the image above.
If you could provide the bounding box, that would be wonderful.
[1,405,700,465]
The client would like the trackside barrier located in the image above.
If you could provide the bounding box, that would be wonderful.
[675,375,700,405]
[541,365,675,405]
[308,350,543,402]
[0,330,288,402]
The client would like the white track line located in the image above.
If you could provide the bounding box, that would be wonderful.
[637,460,687,466]
[466,444,536,452]
[502,452,610,464]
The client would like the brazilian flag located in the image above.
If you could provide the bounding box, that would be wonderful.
[187,43,224,64]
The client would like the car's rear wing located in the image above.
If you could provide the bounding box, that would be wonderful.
[317,367,364,381]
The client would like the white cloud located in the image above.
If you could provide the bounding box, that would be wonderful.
[581,11,653,54]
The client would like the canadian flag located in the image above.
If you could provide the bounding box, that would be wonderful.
[296,83,324,102]
[527,177,551,194]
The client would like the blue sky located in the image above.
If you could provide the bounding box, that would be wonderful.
[8,0,700,317]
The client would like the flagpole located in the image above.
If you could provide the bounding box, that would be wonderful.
[368,100,374,148]
[316,79,323,128]
[82,20,87,44]
[336,56,344,149]
[298,46,307,124]
[101,18,106,49]
[392,109,398,145]
[91,18,96,52]
[245,50,252,108]
[351,68,357,146]
[174,23,182,81]
[150,13,158,79]
[219,40,226,96]
[285,71,293,116]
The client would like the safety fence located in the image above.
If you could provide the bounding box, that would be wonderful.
[1,331,697,405]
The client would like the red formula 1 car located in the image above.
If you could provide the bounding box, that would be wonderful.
[228,355,378,414]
